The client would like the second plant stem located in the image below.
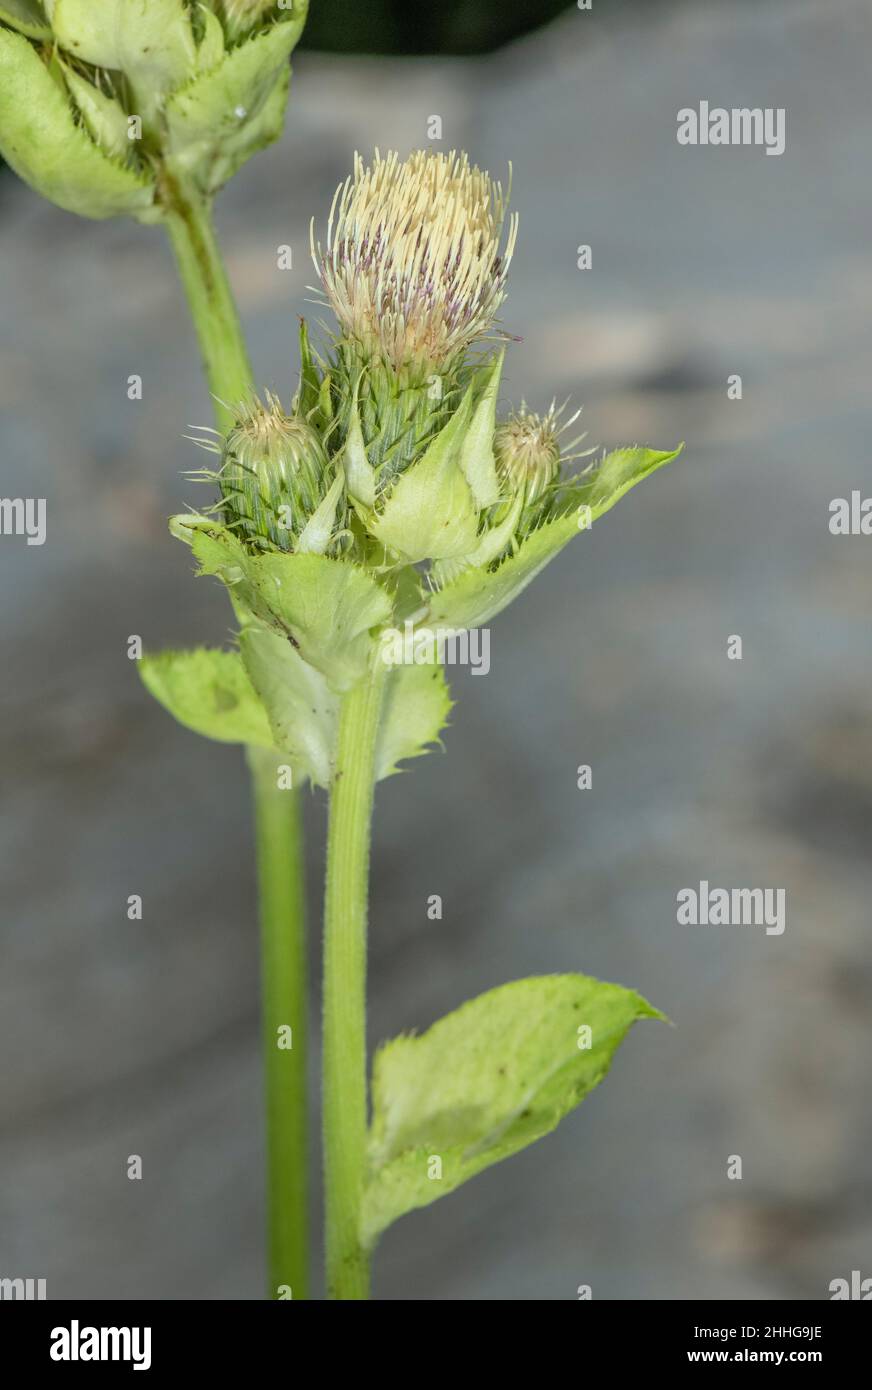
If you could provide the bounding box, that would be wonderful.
[323,663,387,1300]
[163,176,309,1299]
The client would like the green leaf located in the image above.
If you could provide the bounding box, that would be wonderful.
[194,6,224,72]
[243,551,392,692]
[375,661,452,780]
[370,387,481,563]
[61,63,131,162]
[342,374,376,508]
[163,15,304,194]
[0,27,156,220]
[239,624,337,787]
[296,318,322,421]
[51,0,197,124]
[0,0,51,38]
[458,350,504,509]
[428,444,683,631]
[236,625,450,788]
[171,517,393,694]
[139,647,275,748]
[363,973,664,1247]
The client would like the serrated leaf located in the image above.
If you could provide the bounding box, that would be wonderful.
[51,0,197,123]
[363,973,664,1247]
[239,624,337,787]
[139,646,275,748]
[0,27,156,219]
[428,444,683,631]
[172,518,393,694]
[61,64,130,162]
[458,350,504,509]
[0,0,50,38]
[194,6,224,72]
[375,660,452,780]
[244,551,392,692]
[164,15,304,194]
[370,387,481,563]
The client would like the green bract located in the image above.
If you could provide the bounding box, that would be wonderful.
[0,0,307,218]
[145,365,680,790]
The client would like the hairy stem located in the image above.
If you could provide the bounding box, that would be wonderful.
[249,747,309,1300]
[165,178,309,1299]
[323,664,387,1300]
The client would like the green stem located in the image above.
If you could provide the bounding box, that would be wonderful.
[249,747,309,1301]
[164,179,309,1300]
[323,664,387,1300]
[162,176,254,431]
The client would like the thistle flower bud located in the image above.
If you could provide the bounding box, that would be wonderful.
[494,406,562,508]
[212,394,344,555]
[313,149,517,378]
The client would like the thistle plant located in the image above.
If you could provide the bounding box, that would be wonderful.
[0,0,312,1298]
[141,148,683,1299]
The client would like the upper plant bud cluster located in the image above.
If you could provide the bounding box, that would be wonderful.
[184,148,678,588]
[160,147,680,790]
[0,0,307,221]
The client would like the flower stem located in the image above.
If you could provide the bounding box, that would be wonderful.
[323,664,387,1300]
[161,175,254,432]
[163,177,309,1299]
[249,747,309,1301]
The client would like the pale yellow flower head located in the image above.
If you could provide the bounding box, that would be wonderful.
[312,149,518,375]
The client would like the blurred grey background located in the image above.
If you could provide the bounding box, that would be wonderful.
[2,0,871,1300]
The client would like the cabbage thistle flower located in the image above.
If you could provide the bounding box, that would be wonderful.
[314,149,517,377]
[310,150,517,486]
[0,0,307,219]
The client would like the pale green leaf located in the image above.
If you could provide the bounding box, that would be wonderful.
[51,0,197,121]
[0,0,50,38]
[371,387,481,562]
[171,517,393,694]
[342,375,376,507]
[139,646,275,748]
[244,551,392,692]
[0,27,155,219]
[164,15,304,194]
[427,444,683,631]
[363,973,664,1247]
[194,6,224,71]
[458,350,504,508]
[239,624,337,787]
[375,661,452,780]
[61,64,130,162]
